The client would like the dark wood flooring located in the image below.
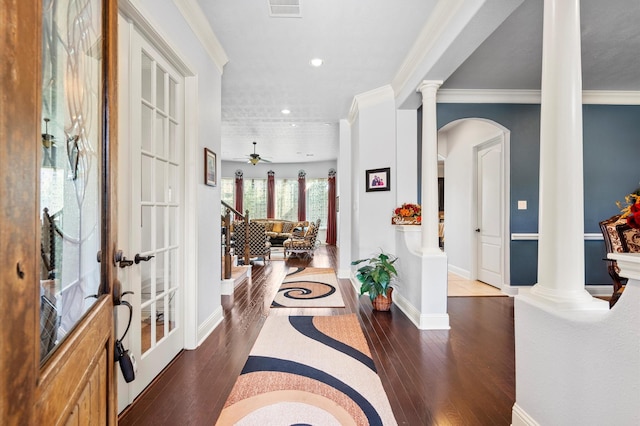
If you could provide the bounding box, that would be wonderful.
[119,245,515,425]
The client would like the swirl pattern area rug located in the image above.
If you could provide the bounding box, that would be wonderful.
[271,267,345,308]
[216,314,397,426]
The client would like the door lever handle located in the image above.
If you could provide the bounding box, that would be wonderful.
[119,258,134,268]
[475,228,481,232]
[135,254,155,264]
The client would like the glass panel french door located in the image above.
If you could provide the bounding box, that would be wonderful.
[122,27,185,402]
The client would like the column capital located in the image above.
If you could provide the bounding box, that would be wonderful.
[417,80,443,97]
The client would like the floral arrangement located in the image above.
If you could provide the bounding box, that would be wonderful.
[392,203,421,224]
[617,188,640,229]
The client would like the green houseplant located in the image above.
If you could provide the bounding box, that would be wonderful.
[351,251,398,311]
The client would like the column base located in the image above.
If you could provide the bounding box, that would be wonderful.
[526,283,608,311]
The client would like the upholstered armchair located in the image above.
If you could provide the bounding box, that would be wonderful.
[233,221,271,264]
[283,219,321,258]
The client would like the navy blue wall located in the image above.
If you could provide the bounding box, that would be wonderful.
[436,103,640,286]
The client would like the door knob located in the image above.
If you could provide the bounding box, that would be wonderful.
[475,228,481,232]
[134,254,155,264]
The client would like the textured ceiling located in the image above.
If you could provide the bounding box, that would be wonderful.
[198,0,640,164]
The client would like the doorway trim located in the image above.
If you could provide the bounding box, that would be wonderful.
[439,118,512,293]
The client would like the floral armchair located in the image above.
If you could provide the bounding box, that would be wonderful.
[599,214,640,307]
[283,219,321,258]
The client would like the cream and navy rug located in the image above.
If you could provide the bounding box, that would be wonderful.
[271,267,345,308]
[216,314,397,426]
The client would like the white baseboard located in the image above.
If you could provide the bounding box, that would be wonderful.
[499,285,611,297]
[197,305,223,347]
[585,285,613,297]
[393,291,451,330]
[392,291,421,328]
[511,403,539,426]
[349,275,360,293]
[501,285,520,296]
[337,268,351,279]
[448,264,470,279]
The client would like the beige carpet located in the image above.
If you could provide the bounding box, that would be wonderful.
[271,267,345,308]
[216,314,397,426]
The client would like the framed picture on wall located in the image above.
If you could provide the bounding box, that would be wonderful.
[366,167,390,192]
[204,148,217,187]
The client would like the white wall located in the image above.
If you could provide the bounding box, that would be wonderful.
[513,255,640,425]
[396,110,419,205]
[350,86,397,260]
[123,0,225,335]
[337,119,353,278]
[439,119,503,278]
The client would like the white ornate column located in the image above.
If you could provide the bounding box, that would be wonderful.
[417,80,443,254]
[530,0,604,307]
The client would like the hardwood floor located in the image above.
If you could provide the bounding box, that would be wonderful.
[118,245,515,425]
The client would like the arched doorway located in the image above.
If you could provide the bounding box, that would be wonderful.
[438,118,511,290]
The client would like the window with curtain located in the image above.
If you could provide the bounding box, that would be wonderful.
[275,179,298,221]
[307,178,328,227]
[243,178,268,218]
[221,176,328,226]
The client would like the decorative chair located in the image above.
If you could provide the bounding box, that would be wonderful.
[283,219,321,259]
[233,221,271,264]
[599,214,640,307]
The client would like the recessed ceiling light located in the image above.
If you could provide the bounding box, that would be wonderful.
[310,58,323,67]
[290,123,297,127]
[281,109,290,115]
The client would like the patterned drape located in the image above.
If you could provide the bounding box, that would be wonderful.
[298,170,306,221]
[326,169,337,245]
[234,169,243,220]
[267,170,275,218]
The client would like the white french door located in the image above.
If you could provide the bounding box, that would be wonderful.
[117,22,185,408]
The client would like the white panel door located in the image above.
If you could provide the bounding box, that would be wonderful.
[118,26,185,406]
[476,141,503,287]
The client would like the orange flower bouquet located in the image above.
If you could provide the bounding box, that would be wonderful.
[392,203,421,225]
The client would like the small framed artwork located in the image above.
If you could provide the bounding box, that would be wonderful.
[366,167,390,192]
[204,148,217,187]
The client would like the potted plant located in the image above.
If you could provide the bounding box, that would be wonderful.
[351,251,398,311]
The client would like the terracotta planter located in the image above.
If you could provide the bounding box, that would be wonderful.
[372,287,393,311]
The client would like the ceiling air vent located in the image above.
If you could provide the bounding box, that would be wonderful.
[268,0,301,18]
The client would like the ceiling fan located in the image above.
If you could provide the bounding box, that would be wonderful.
[247,141,271,165]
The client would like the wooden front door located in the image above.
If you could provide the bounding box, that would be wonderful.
[0,0,118,424]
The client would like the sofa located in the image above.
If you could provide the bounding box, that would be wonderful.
[252,219,309,246]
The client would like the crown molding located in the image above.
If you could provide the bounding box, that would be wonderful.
[348,85,395,124]
[392,0,467,96]
[437,89,640,105]
[173,0,229,74]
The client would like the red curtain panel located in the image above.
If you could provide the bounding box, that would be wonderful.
[267,170,275,218]
[234,169,243,220]
[326,169,337,245]
[298,170,306,221]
